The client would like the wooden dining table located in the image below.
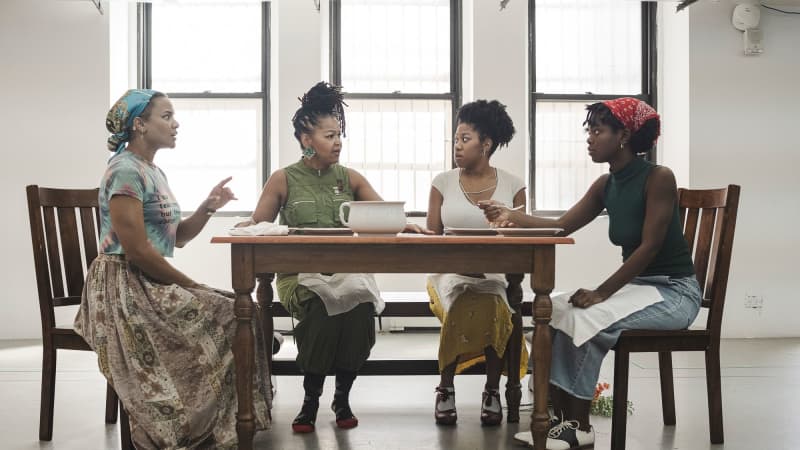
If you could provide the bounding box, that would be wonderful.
[211,233,574,450]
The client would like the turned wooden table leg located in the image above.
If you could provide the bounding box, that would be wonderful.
[256,273,276,400]
[505,273,524,423]
[530,245,555,450]
[232,244,255,450]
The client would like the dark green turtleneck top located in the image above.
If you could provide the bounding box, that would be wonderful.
[604,157,694,278]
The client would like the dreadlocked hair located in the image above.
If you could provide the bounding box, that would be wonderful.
[456,100,515,156]
[292,81,347,147]
[583,102,660,155]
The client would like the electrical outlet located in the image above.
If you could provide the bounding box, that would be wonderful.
[744,294,764,310]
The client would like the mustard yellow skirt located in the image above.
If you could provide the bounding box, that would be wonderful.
[427,281,528,378]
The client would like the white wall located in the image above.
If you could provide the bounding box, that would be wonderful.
[687,0,800,337]
[1,1,110,338]
[2,0,797,339]
[658,4,691,188]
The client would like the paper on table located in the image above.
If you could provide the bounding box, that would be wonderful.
[551,283,664,346]
[228,221,289,236]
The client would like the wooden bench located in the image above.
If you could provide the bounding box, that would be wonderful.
[255,273,532,422]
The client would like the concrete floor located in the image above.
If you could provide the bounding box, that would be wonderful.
[2,334,799,450]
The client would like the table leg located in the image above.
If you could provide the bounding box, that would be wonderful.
[232,245,255,450]
[256,273,276,399]
[530,245,555,450]
[505,273,524,423]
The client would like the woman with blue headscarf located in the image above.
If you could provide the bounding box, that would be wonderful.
[74,90,271,449]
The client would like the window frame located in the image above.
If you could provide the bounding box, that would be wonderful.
[137,2,271,216]
[528,1,657,214]
[329,0,462,216]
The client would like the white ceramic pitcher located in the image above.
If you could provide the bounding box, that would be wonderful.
[338,201,406,235]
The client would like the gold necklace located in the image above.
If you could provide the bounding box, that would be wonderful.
[458,168,497,205]
[458,168,497,194]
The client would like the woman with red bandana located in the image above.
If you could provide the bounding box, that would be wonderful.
[481,98,702,450]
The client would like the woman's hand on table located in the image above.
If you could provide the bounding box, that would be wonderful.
[234,217,256,228]
[403,223,434,234]
[568,288,607,309]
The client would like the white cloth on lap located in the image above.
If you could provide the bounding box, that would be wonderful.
[551,283,664,347]
[228,221,289,236]
[427,273,511,314]
[297,273,385,316]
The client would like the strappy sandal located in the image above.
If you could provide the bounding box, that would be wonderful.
[434,386,457,425]
[332,396,359,429]
[480,389,503,426]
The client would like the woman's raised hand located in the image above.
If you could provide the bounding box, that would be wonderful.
[205,176,238,212]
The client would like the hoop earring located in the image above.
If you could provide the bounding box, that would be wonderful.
[302,147,316,159]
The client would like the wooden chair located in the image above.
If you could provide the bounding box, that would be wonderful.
[610,184,740,450]
[26,185,133,448]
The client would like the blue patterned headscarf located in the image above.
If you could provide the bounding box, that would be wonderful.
[106,89,161,154]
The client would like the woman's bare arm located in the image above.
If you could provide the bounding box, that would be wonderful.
[110,195,197,287]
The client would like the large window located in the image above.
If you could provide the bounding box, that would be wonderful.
[139,2,269,214]
[330,0,460,212]
[530,0,656,211]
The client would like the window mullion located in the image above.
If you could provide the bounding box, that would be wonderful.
[529,0,656,212]
[332,0,457,212]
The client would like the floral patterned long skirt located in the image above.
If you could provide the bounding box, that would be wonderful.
[74,254,271,450]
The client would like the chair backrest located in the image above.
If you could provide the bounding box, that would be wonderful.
[677,185,740,337]
[26,185,101,334]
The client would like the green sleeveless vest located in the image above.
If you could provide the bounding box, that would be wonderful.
[276,161,355,310]
[279,160,354,228]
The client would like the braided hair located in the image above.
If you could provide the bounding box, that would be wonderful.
[583,102,660,155]
[456,100,515,156]
[292,81,347,147]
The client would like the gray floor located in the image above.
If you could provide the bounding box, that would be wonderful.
[2,334,799,450]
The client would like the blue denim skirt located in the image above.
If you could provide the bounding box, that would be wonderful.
[547,275,702,400]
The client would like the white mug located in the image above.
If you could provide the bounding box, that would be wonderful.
[338,201,406,235]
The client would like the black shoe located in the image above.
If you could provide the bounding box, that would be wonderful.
[434,386,457,425]
[332,396,358,429]
[480,389,502,426]
[291,399,319,433]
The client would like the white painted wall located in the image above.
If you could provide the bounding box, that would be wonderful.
[1,1,110,338]
[1,0,796,339]
[686,0,800,337]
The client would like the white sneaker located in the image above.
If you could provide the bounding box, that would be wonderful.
[513,430,535,448]
[546,419,594,449]
[513,419,594,450]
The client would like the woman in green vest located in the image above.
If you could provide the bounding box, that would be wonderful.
[247,81,426,434]
[481,98,702,450]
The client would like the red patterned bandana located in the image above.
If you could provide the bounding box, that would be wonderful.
[602,98,660,137]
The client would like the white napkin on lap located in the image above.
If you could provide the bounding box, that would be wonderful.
[427,273,511,314]
[228,221,289,236]
[297,273,385,316]
[551,283,664,347]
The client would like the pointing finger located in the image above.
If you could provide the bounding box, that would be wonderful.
[215,176,233,189]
